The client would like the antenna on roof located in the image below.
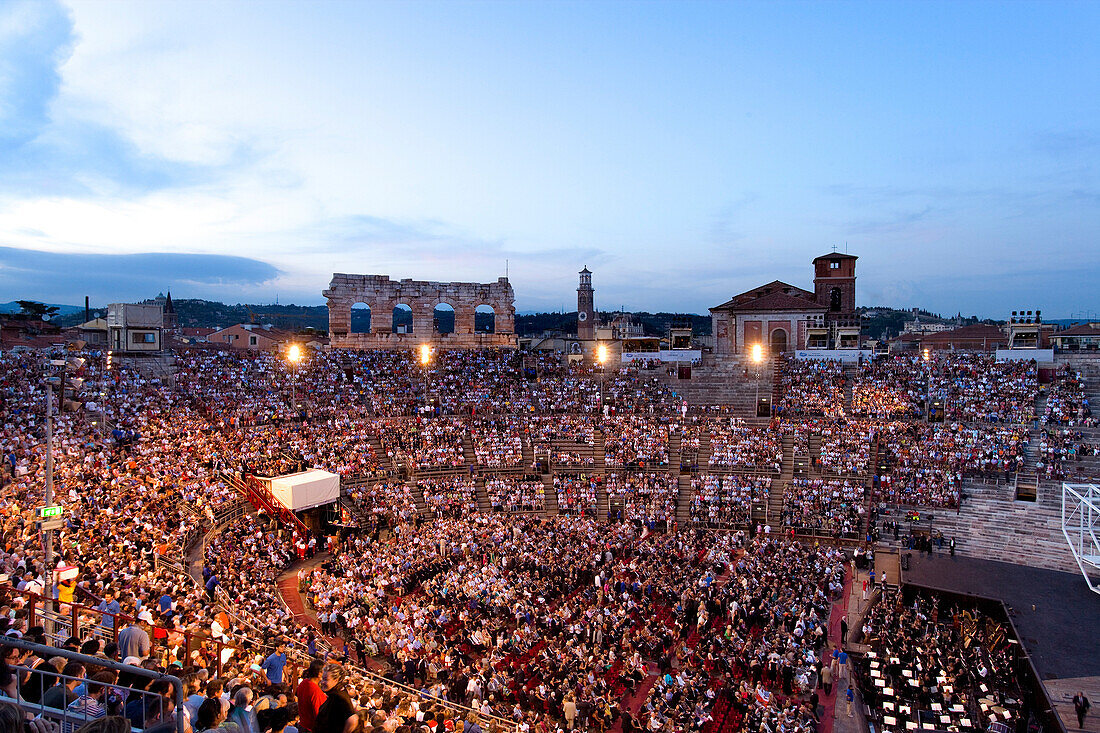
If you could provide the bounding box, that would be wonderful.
[506,259,509,281]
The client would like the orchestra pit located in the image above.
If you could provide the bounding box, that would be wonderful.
[1,343,1098,733]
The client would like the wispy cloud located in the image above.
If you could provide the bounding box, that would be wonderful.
[291,214,607,266]
[708,194,759,246]
[1031,129,1100,159]
[0,0,257,198]
[0,246,280,304]
[843,205,935,236]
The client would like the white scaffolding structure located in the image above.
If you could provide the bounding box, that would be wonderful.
[1061,483,1100,594]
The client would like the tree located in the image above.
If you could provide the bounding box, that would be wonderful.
[16,301,60,319]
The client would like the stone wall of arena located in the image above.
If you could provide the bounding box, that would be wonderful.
[324,273,517,349]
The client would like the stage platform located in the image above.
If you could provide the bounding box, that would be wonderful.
[901,552,1100,732]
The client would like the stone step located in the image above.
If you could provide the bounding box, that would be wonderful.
[475,477,491,512]
[541,474,559,516]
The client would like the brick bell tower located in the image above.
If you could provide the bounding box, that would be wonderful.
[813,252,857,318]
[577,266,595,340]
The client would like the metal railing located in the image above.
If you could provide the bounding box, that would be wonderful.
[0,635,186,733]
[0,586,249,679]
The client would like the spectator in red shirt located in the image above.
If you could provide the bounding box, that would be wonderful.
[295,658,326,733]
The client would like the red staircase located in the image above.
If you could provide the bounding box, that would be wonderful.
[231,472,311,537]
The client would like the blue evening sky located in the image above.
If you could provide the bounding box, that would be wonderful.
[0,0,1098,316]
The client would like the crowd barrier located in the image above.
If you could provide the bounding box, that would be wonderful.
[0,635,186,733]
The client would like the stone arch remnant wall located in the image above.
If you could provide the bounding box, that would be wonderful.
[324,274,517,349]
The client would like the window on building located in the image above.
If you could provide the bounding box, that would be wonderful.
[830,261,840,269]
[131,332,156,344]
[249,335,257,346]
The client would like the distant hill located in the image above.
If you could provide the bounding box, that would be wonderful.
[858,306,999,341]
[13,296,1048,341]
[171,300,330,331]
[0,301,85,316]
[515,312,712,337]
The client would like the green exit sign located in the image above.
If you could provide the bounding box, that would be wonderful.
[38,506,63,518]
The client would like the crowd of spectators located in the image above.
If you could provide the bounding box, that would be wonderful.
[781,479,865,537]
[470,419,524,468]
[605,472,678,524]
[297,515,842,733]
[1035,428,1097,480]
[817,420,875,476]
[547,449,594,469]
[551,474,599,517]
[603,417,669,468]
[852,357,925,419]
[779,420,816,460]
[379,420,465,471]
[530,416,594,446]
[776,358,846,418]
[708,420,783,473]
[678,421,704,469]
[688,475,771,527]
[203,514,298,640]
[345,481,419,528]
[930,355,1038,424]
[874,422,1029,507]
[1043,366,1094,426]
[636,537,845,733]
[417,477,479,518]
[0,343,1088,733]
[485,477,545,513]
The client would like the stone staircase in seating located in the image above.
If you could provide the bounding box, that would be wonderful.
[675,475,693,525]
[474,477,491,512]
[542,474,559,516]
[842,362,857,413]
[655,358,773,416]
[462,435,477,468]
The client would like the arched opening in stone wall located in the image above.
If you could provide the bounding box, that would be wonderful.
[350,302,371,333]
[830,287,842,312]
[770,328,788,353]
[475,304,496,333]
[393,304,413,334]
[433,303,455,334]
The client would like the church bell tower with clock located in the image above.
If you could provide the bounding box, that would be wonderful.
[577,267,595,340]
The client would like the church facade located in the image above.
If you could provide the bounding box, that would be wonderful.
[709,253,860,355]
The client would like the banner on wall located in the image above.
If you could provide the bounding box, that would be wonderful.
[622,350,702,363]
[794,349,873,362]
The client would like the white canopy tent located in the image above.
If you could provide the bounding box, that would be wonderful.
[268,469,341,512]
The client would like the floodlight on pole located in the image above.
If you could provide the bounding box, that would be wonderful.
[597,344,608,365]
[40,352,86,633]
[419,344,431,366]
[923,348,933,421]
[750,344,765,416]
[286,344,303,414]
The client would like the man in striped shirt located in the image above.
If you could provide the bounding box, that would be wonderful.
[62,671,114,733]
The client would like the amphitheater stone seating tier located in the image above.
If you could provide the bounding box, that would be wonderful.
[6,346,1100,733]
[878,479,1079,574]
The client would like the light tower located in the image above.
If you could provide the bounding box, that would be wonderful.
[577,267,595,341]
